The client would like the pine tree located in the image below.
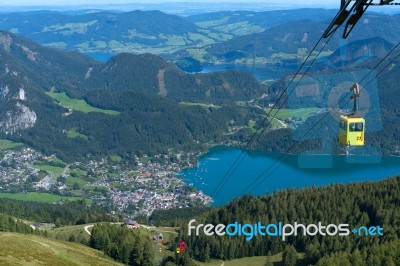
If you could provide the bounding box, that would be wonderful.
[282,245,298,266]
[54,218,62,227]
[305,243,321,265]
[264,256,273,266]
[204,244,210,262]
[119,240,130,264]
[142,238,154,266]
[176,252,194,266]
[350,249,364,266]
[129,237,144,266]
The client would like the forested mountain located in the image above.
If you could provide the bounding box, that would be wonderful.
[204,19,333,62]
[0,31,263,161]
[1,9,398,66]
[317,37,395,69]
[84,53,264,102]
[187,9,337,35]
[366,55,400,155]
[154,176,400,265]
[0,10,220,55]
[0,30,98,86]
[0,9,339,57]
[203,13,400,64]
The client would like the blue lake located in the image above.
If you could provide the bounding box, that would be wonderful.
[201,64,298,81]
[85,53,297,81]
[86,53,114,62]
[178,146,400,206]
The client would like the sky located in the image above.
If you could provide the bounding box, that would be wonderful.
[0,0,396,14]
[0,0,340,7]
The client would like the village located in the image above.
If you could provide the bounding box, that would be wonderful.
[0,146,212,218]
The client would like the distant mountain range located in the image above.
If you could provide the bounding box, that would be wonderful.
[0,9,351,58]
[187,8,337,34]
[2,9,399,67]
[200,13,400,64]
[0,10,220,55]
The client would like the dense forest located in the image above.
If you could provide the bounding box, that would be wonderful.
[316,240,400,266]
[89,223,154,265]
[0,199,117,226]
[0,212,34,234]
[151,176,400,265]
[89,222,203,266]
[150,207,213,227]
[82,53,265,103]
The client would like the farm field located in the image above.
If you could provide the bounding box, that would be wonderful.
[0,192,89,204]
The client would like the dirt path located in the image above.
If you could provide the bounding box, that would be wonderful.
[84,225,94,236]
[273,117,288,128]
[157,69,168,97]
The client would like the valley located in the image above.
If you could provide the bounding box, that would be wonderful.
[0,13,399,217]
[0,3,399,265]
[0,143,211,217]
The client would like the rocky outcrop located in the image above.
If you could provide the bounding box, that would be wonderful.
[0,103,37,134]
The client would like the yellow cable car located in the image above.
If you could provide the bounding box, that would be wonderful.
[338,83,365,147]
[339,115,365,146]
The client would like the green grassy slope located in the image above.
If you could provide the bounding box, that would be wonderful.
[0,139,23,150]
[196,252,305,266]
[0,192,88,204]
[0,232,123,266]
[46,90,120,115]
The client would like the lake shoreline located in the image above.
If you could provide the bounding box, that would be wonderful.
[179,146,400,206]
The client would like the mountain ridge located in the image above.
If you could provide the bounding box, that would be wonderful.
[0,10,211,55]
[201,13,400,64]
[83,52,266,103]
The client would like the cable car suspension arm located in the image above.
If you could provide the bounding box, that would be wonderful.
[323,0,399,39]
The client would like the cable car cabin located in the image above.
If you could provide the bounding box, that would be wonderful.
[339,115,365,146]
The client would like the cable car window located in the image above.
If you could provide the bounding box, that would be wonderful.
[349,122,363,132]
[340,120,346,130]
